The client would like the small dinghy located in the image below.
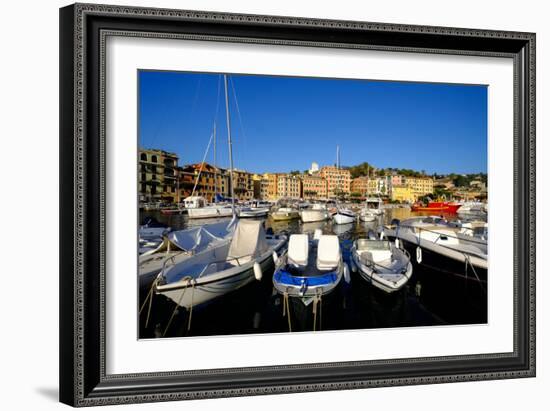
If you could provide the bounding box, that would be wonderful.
[351,235,413,293]
[273,231,349,302]
[154,219,287,309]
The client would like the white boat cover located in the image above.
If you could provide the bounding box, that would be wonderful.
[288,234,309,266]
[227,219,269,263]
[316,235,340,270]
[142,220,234,256]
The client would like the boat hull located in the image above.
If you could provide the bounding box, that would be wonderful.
[351,251,413,293]
[238,208,269,218]
[384,229,487,282]
[187,207,234,219]
[272,212,300,221]
[273,265,344,300]
[333,213,355,225]
[156,239,285,309]
[300,209,329,223]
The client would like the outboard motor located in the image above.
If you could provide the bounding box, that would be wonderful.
[266,227,274,236]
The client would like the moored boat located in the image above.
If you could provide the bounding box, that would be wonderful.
[238,207,270,218]
[359,209,376,222]
[273,231,348,301]
[411,201,462,213]
[272,207,300,221]
[351,237,413,293]
[139,220,235,288]
[154,219,287,309]
[383,216,487,283]
[332,208,356,224]
[300,203,330,223]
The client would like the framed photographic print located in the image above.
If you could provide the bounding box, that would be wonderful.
[59,3,536,407]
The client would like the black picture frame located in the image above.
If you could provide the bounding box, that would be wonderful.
[59,3,536,407]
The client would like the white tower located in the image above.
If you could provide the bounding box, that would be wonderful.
[309,162,319,175]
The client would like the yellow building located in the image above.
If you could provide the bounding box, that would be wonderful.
[404,176,434,200]
[231,169,254,201]
[301,175,327,199]
[391,185,415,203]
[264,173,280,200]
[138,148,179,204]
[277,174,302,199]
[319,166,351,198]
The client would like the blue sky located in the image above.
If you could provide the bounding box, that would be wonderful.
[139,71,487,175]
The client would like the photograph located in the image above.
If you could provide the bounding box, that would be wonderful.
[137,71,489,339]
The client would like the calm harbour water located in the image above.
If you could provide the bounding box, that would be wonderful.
[139,207,487,339]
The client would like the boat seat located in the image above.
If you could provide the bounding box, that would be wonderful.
[313,229,323,241]
[357,239,392,264]
[288,234,309,267]
[316,235,341,271]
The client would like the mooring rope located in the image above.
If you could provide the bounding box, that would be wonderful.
[187,279,196,332]
[139,277,159,329]
[312,291,323,332]
[163,276,192,337]
[282,291,292,332]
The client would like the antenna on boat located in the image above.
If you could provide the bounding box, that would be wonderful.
[224,74,236,217]
[336,145,340,169]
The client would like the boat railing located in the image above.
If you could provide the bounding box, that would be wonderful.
[390,224,488,247]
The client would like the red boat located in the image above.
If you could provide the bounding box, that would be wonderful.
[411,201,461,213]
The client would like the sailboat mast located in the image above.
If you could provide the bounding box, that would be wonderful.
[224,74,236,215]
[213,122,217,203]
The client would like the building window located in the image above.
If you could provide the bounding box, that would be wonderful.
[140,153,147,161]
[151,155,158,163]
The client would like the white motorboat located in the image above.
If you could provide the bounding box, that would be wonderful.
[138,220,235,288]
[359,209,376,222]
[300,203,330,223]
[186,201,234,219]
[272,207,300,221]
[332,208,356,224]
[238,207,270,218]
[383,216,487,283]
[364,197,384,216]
[154,219,287,309]
[351,237,413,293]
[457,201,487,218]
[273,231,348,301]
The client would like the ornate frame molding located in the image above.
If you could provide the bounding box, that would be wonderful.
[60,3,535,407]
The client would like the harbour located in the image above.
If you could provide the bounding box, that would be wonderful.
[139,205,487,338]
[137,71,488,339]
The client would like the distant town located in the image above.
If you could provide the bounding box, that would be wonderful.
[139,148,487,206]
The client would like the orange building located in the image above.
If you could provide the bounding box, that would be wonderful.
[301,175,327,199]
[319,166,351,198]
